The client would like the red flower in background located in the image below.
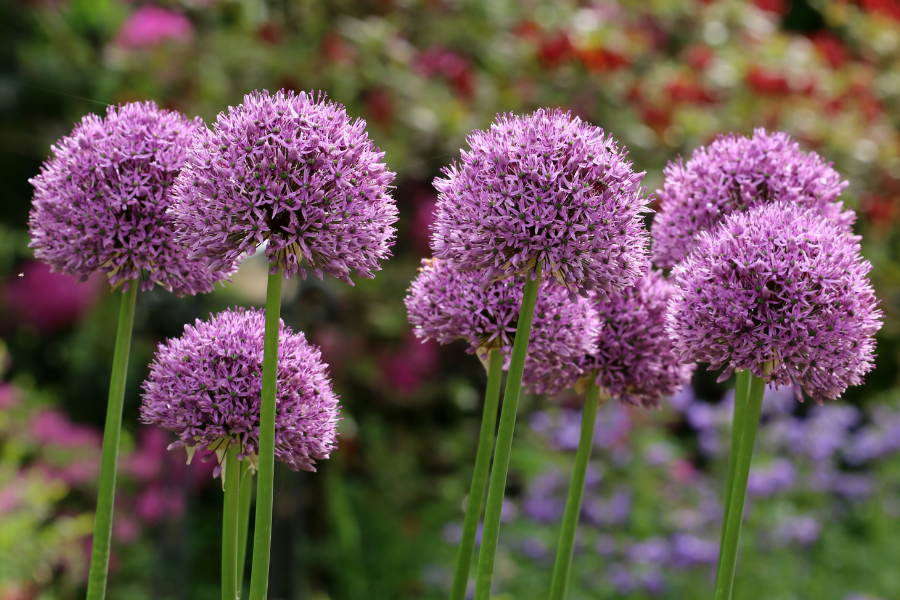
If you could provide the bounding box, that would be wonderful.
[746,65,790,95]
[379,332,438,395]
[415,46,475,98]
[576,46,629,73]
[860,0,900,22]
[683,43,714,71]
[811,31,848,69]
[115,6,193,49]
[538,32,572,68]
[754,0,791,15]
[364,88,393,127]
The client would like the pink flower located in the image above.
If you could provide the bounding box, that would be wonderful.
[29,410,102,450]
[115,6,193,49]
[1,261,103,334]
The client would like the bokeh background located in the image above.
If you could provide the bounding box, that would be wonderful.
[2,0,900,598]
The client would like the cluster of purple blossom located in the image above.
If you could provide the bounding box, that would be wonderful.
[24,87,886,600]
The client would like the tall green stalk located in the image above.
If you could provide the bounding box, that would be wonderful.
[222,443,241,600]
[449,349,504,600]
[474,265,542,600]
[714,373,765,600]
[85,282,138,600]
[716,369,750,583]
[548,381,604,600]
[237,459,253,594]
[248,268,283,600]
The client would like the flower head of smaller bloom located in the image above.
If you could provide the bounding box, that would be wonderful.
[431,108,649,300]
[171,89,398,284]
[666,203,882,403]
[577,269,694,409]
[140,308,339,475]
[652,128,855,269]
[404,258,600,395]
[29,101,231,294]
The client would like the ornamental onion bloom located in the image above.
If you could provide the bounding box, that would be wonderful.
[404,258,600,394]
[28,101,231,294]
[430,108,649,299]
[666,203,881,403]
[651,128,855,269]
[171,89,398,284]
[140,307,339,474]
[576,269,694,408]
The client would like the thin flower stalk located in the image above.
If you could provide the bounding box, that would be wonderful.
[474,265,542,600]
[450,349,504,600]
[714,373,766,600]
[548,381,608,600]
[222,443,241,600]
[86,283,137,600]
[248,268,283,600]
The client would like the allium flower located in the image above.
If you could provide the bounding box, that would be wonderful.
[666,203,882,403]
[579,270,694,408]
[430,108,649,299]
[28,101,229,294]
[140,308,339,474]
[171,89,398,284]
[651,128,855,269]
[404,258,600,394]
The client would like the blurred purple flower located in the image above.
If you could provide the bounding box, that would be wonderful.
[771,515,820,546]
[115,6,194,49]
[30,409,101,450]
[626,537,671,565]
[670,533,719,567]
[747,458,796,497]
[606,563,637,594]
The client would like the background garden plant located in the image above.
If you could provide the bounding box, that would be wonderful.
[2,0,900,599]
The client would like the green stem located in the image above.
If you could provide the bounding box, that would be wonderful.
[450,349,504,600]
[237,459,253,595]
[716,369,751,583]
[85,282,138,600]
[474,265,542,600]
[714,374,765,600]
[248,268,283,600]
[222,443,241,600]
[548,381,603,600]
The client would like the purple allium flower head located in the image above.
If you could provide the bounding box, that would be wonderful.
[28,101,231,294]
[171,89,398,284]
[651,128,855,269]
[140,307,339,475]
[579,269,694,408]
[666,203,881,403]
[404,258,600,395]
[430,108,650,299]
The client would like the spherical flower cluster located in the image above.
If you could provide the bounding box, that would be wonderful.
[651,128,855,269]
[140,308,339,474]
[430,108,649,299]
[404,258,600,395]
[579,269,694,408]
[666,203,882,403]
[171,89,398,284]
[28,101,231,294]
